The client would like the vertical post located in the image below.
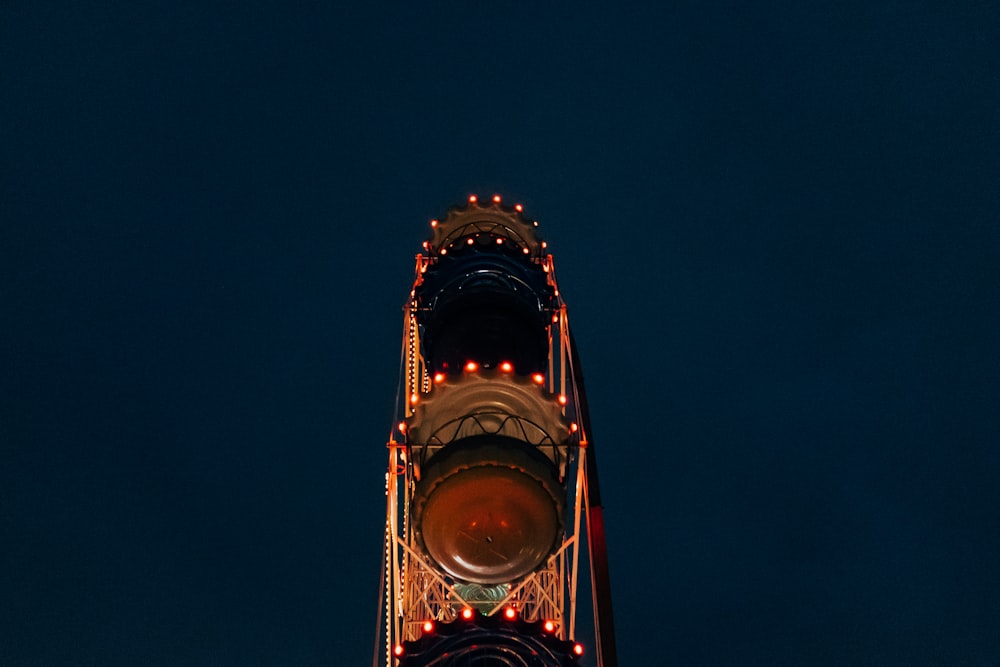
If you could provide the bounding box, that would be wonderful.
[568,444,586,640]
[569,328,619,667]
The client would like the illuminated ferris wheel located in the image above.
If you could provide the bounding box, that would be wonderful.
[375,196,617,667]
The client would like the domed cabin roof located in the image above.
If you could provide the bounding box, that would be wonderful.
[404,369,569,449]
[425,196,547,260]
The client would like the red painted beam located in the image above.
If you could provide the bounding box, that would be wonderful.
[570,329,618,667]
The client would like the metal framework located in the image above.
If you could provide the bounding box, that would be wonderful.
[375,199,616,667]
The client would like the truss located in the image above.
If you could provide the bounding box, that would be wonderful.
[376,235,616,667]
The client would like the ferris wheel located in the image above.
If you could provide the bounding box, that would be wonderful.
[376,196,617,667]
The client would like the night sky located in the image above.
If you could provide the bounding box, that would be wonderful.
[3,2,999,665]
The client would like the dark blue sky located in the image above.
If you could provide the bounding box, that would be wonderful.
[3,2,998,665]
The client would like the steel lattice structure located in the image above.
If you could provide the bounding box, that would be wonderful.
[376,196,616,667]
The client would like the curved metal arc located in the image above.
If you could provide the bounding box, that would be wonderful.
[437,220,531,250]
[420,411,561,448]
[411,412,566,478]
[424,268,546,313]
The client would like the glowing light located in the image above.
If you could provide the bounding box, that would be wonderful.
[531,373,545,385]
[422,620,434,633]
[541,241,547,248]
[499,361,513,372]
[465,361,479,373]
[422,241,429,249]
[461,608,474,620]
[397,422,407,433]
[433,372,445,383]
[573,643,584,656]
[552,314,559,323]
[393,644,404,657]
[409,393,419,405]
[558,394,568,406]
[440,248,447,255]
[533,221,539,227]
[543,620,556,633]
[522,247,530,255]
[492,194,502,203]
[496,237,504,245]
[570,422,579,432]
[430,219,438,227]
[467,237,474,245]
[468,194,478,203]
[504,607,517,620]
[515,204,523,212]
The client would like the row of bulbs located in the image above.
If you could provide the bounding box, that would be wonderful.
[393,607,584,658]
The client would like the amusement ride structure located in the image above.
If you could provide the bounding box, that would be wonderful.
[375,196,616,666]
